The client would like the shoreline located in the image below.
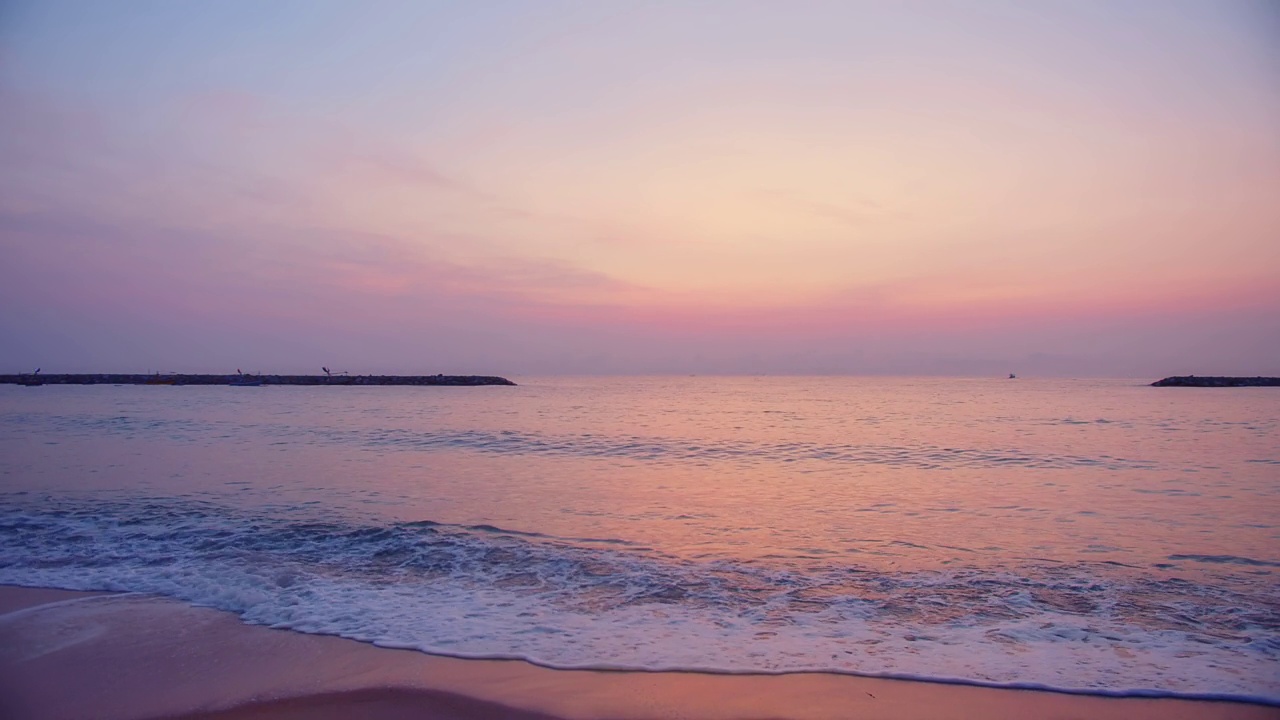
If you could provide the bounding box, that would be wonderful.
[1,585,1274,720]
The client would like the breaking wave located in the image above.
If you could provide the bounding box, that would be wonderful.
[1,496,1275,703]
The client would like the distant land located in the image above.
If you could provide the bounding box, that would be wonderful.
[0,373,516,387]
[1151,376,1280,387]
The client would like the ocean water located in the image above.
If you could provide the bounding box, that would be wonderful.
[0,377,1277,702]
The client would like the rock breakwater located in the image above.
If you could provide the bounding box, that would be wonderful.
[1151,376,1280,387]
[0,374,516,387]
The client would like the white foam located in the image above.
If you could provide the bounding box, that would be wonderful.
[2,560,1275,704]
[1,501,1276,704]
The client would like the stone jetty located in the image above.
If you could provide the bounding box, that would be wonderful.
[1151,376,1280,387]
[1,373,516,387]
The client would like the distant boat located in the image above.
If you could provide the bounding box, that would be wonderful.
[19,377,43,387]
[1008,373,1017,379]
[230,376,263,387]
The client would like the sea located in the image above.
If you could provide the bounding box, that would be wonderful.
[1,377,1276,703]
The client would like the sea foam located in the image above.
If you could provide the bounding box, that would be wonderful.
[1,497,1275,704]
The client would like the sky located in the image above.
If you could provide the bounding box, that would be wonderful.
[2,0,1278,376]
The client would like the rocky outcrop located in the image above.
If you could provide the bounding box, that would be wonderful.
[0,374,517,387]
[1151,376,1280,387]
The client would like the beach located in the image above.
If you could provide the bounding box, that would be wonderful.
[2,585,1274,720]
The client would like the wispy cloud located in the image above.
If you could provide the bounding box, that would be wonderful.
[750,189,892,228]
[3,0,1278,375]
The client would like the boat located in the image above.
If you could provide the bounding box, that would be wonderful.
[1008,373,1017,379]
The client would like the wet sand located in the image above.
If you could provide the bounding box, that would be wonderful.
[0,585,1273,720]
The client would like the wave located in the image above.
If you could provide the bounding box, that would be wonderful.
[5,411,1161,471]
[1,496,1276,702]
[1167,554,1280,568]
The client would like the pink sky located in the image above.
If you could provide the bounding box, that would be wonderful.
[1,1,1278,375]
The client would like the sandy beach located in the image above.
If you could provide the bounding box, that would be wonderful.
[1,585,1273,720]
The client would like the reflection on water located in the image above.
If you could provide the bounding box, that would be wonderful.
[0,377,1277,699]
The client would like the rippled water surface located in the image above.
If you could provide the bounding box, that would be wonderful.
[1,377,1277,701]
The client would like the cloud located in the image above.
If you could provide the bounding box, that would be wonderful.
[750,189,891,228]
[3,75,1278,377]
